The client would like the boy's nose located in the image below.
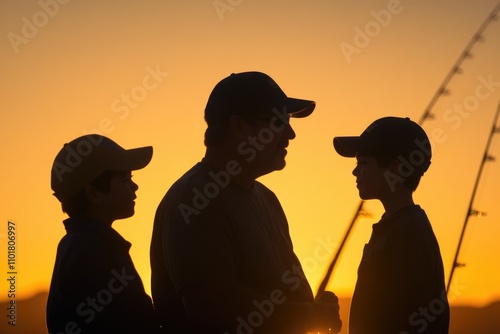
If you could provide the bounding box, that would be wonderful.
[352,165,359,176]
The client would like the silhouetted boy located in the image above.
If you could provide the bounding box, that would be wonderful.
[47,134,162,333]
[334,117,449,334]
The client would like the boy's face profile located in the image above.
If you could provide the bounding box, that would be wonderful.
[92,171,138,222]
[352,154,392,200]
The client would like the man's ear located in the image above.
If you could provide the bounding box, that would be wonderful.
[228,115,252,140]
[83,185,104,205]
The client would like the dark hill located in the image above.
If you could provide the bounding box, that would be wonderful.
[1,293,499,333]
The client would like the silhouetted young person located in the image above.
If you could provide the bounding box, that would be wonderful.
[150,71,342,333]
[47,135,162,334]
[334,117,449,334]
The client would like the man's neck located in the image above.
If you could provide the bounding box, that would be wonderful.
[202,150,256,189]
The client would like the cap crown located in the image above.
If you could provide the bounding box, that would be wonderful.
[205,71,314,125]
[51,134,152,202]
[334,117,432,174]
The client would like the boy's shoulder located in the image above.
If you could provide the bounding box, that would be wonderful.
[59,227,107,246]
[384,205,441,250]
[55,230,130,277]
[385,205,432,233]
[57,229,112,258]
[57,218,128,259]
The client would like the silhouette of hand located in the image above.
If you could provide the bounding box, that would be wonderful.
[314,291,342,333]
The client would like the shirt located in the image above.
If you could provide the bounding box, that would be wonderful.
[47,217,162,333]
[150,162,314,333]
[349,205,449,334]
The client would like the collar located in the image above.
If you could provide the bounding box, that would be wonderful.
[372,204,421,232]
[380,204,420,221]
[63,217,131,250]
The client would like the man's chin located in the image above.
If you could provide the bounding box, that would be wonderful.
[256,160,287,177]
[273,158,287,171]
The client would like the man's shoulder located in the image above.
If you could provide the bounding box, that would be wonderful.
[165,163,211,194]
[254,180,278,199]
[154,162,224,223]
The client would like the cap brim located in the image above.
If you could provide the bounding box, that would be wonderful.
[286,98,315,118]
[113,146,153,171]
[333,137,360,157]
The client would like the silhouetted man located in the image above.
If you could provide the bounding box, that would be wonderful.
[151,71,342,333]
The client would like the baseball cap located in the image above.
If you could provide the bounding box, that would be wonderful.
[204,71,315,125]
[333,116,432,173]
[51,134,153,202]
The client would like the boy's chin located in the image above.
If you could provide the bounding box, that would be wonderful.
[115,210,135,221]
[358,191,374,201]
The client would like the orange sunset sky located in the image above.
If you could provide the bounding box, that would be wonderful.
[1,0,500,321]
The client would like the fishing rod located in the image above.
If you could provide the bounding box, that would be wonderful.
[316,200,364,297]
[418,1,500,125]
[446,100,500,294]
[316,2,500,298]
